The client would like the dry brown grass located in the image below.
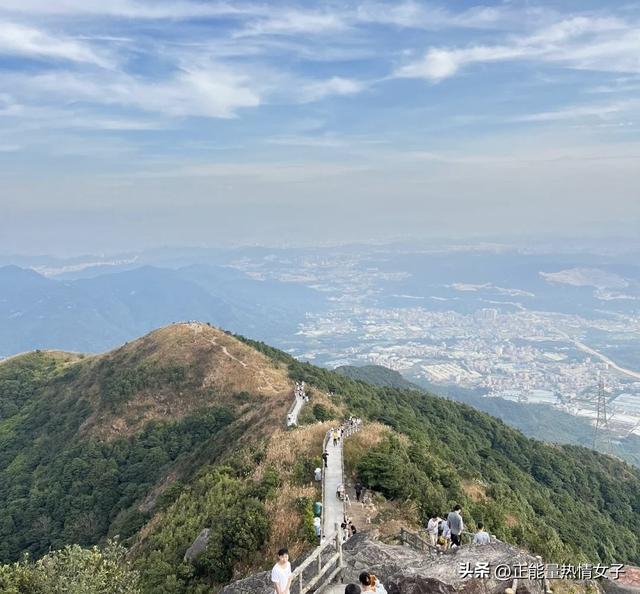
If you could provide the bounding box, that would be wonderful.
[462,480,488,502]
[346,421,398,449]
[504,514,519,528]
[254,423,332,559]
[255,423,331,480]
[79,323,295,440]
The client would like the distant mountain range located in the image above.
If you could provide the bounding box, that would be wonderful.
[0,264,325,357]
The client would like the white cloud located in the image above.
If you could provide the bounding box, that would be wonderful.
[0,0,257,20]
[6,65,261,118]
[355,1,513,30]
[236,10,348,37]
[396,45,531,81]
[298,77,364,102]
[511,101,636,123]
[395,15,640,81]
[0,21,110,66]
[1,0,516,32]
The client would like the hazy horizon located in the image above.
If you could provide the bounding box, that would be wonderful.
[2,0,640,254]
[3,233,640,260]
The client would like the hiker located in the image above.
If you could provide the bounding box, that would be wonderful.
[313,516,321,539]
[350,523,357,537]
[271,548,292,594]
[333,429,338,446]
[447,505,464,547]
[341,515,350,537]
[426,513,441,547]
[345,585,361,594]
[322,450,328,468]
[337,484,345,500]
[314,467,322,481]
[440,519,451,549]
[355,482,363,502]
[359,572,387,594]
[473,522,491,545]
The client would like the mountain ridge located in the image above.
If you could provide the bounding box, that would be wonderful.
[1,323,640,592]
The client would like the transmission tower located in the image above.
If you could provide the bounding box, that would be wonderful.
[593,374,613,454]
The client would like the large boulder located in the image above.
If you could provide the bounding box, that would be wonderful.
[339,533,547,594]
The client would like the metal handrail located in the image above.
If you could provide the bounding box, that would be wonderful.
[290,523,343,594]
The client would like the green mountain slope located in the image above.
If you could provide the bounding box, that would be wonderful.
[244,338,640,565]
[0,324,294,564]
[1,326,639,594]
[334,364,419,389]
[336,364,640,468]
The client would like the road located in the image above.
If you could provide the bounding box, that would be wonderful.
[554,327,640,381]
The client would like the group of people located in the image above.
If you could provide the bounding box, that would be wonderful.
[331,417,363,444]
[425,505,492,549]
[294,381,308,402]
[340,515,357,541]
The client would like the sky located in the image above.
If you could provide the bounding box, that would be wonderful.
[1,0,639,255]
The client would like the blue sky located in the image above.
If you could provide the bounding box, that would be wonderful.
[1,1,639,254]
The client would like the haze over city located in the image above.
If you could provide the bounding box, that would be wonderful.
[1,0,640,254]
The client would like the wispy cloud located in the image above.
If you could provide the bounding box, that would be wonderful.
[5,65,261,118]
[355,1,514,30]
[510,100,637,123]
[2,1,517,32]
[0,21,111,66]
[297,77,365,102]
[395,15,637,81]
[235,9,349,37]
[0,0,258,20]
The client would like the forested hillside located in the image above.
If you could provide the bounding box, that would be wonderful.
[0,324,294,566]
[1,325,639,594]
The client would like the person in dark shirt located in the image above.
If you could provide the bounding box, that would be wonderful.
[446,505,464,547]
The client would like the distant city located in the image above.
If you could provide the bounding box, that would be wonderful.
[230,245,640,440]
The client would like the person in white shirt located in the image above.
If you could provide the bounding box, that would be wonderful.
[472,523,491,545]
[426,513,441,547]
[271,548,292,594]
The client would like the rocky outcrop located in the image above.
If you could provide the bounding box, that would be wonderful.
[222,534,557,594]
[339,533,547,594]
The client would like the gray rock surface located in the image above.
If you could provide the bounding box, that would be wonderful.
[184,528,211,562]
[339,533,547,594]
[221,534,564,594]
